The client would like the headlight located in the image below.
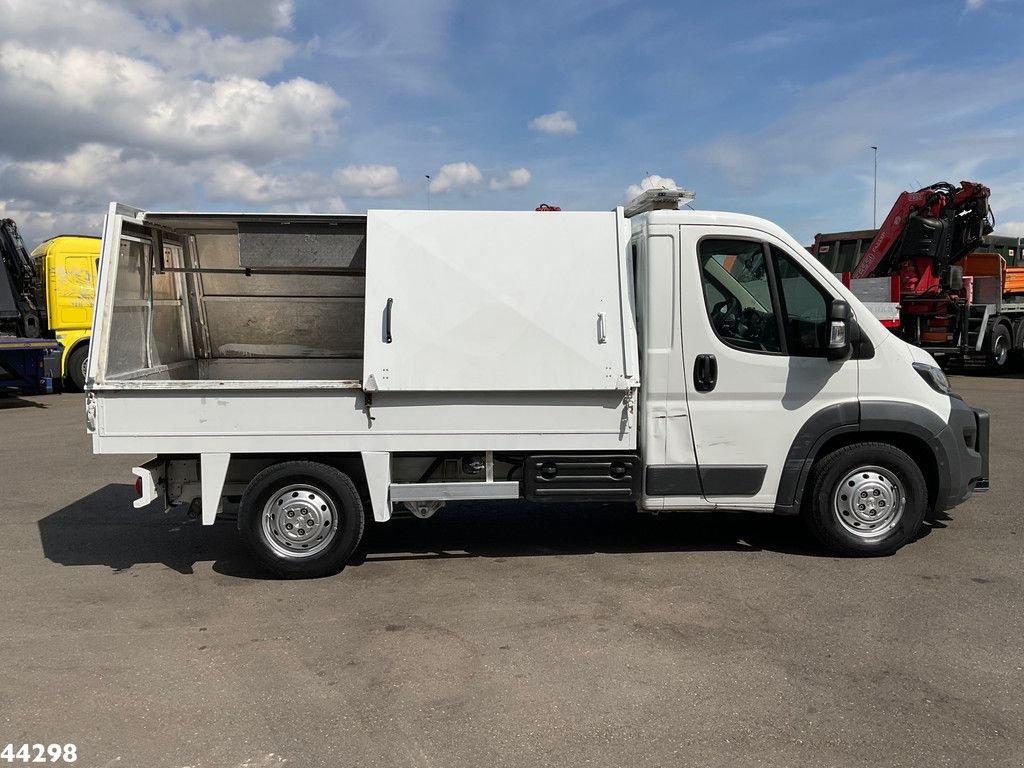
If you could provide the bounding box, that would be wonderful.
[912,362,951,395]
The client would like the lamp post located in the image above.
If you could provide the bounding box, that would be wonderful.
[425,175,431,210]
[871,146,878,229]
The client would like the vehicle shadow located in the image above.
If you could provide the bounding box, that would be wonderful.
[37,484,244,575]
[37,484,924,579]
[0,392,49,409]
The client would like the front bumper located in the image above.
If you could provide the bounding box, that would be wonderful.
[934,398,989,511]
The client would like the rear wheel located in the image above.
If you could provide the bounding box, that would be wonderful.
[987,325,1011,372]
[803,442,927,556]
[239,461,365,578]
[987,324,1012,373]
[66,344,89,392]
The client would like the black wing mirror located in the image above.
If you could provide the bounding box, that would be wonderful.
[827,299,853,362]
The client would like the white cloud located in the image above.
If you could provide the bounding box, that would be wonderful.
[965,0,986,10]
[0,43,345,163]
[0,144,194,212]
[489,168,531,191]
[0,0,298,79]
[1,145,338,216]
[279,196,348,214]
[626,174,679,201]
[205,161,324,205]
[0,0,343,243]
[204,161,348,213]
[529,110,577,135]
[0,203,104,242]
[155,29,298,79]
[333,164,407,197]
[428,162,483,193]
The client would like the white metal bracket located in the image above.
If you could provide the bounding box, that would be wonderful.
[200,453,231,525]
[361,451,392,522]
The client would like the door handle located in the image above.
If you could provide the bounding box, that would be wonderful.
[694,353,717,392]
[384,297,393,343]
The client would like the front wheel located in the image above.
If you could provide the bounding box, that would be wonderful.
[803,442,927,556]
[239,461,365,578]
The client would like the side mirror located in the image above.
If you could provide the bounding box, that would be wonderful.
[827,299,852,362]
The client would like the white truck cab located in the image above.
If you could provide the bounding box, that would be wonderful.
[88,197,989,577]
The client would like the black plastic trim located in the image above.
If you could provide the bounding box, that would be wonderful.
[646,465,701,496]
[524,454,641,502]
[975,407,990,486]
[700,465,766,496]
[774,401,860,515]
[646,465,767,496]
[851,314,875,359]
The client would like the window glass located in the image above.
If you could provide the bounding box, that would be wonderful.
[771,246,831,356]
[698,239,781,353]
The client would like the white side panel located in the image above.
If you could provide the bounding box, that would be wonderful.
[92,388,636,454]
[361,451,391,522]
[363,209,631,391]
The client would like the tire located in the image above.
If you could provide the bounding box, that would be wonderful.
[802,442,927,556]
[987,324,1012,373]
[239,461,365,579]
[66,344,89,392]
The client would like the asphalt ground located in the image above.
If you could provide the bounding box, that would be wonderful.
[1,373,1022,768]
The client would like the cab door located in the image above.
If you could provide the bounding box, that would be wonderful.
[677,226,859,510]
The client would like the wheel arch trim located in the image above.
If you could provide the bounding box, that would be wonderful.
[775,400,950,516]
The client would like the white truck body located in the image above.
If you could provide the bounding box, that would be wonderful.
[87,200,989,574]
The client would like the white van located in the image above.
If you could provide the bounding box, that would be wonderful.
[87,196,989,577]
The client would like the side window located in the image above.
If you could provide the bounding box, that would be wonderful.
[770,246,831,357]
[698,239,781,353]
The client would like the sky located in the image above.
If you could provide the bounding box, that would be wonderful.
[1,0,1023,247]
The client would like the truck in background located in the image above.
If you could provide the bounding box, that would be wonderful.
[815,230,1023,273]
[0,218,100,392]
[88,193,989,578]
[30,235,101,390]
[812,182,1024,372]
[1,219,62,392]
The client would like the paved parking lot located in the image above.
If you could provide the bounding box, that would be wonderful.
[2,374,1022,768]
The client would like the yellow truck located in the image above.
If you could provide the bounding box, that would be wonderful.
[30,235,100,390]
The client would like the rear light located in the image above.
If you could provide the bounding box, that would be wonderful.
[134,477,142,496]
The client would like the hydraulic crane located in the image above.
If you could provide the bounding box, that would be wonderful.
[1,218,61,391]
[814,181,1024,371]
[850,181,992,292]
[0,218,47,338]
